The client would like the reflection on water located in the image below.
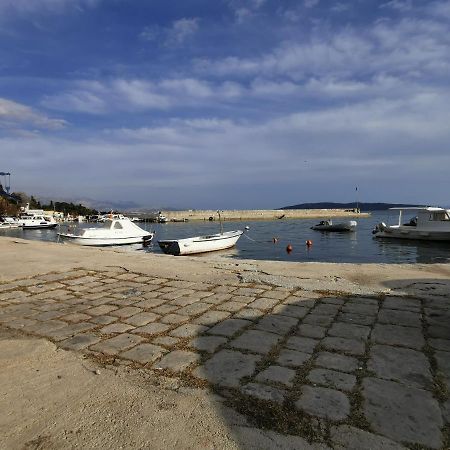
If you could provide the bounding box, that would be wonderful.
[1,211,449,264]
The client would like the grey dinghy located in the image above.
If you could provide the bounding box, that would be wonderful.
[311,219,357,232]
[158,230,243,255]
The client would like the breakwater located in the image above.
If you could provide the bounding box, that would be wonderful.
[158,209,370,221]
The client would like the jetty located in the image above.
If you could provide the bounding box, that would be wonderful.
[154,208,369,222]
[0,235,448,449]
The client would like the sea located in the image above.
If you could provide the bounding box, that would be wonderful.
[3,211,450,264]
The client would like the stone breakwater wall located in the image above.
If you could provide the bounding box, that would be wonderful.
[160,209,370,222]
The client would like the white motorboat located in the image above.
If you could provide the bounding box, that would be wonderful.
[19,214,57,229]
[373,207,450,241]
[311,219,357,232]
[58,217,153,246]
[158,230,243,255]
[0,216,20,229]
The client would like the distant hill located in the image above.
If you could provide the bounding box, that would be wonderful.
[280,202,422,211]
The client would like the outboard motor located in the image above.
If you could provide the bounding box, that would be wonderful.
[372,222,386,235]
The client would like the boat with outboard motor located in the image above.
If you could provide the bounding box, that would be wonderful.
[373,207,450,241]
[58,217,153,246]
[158,229,243,255]
[311,219,357,232]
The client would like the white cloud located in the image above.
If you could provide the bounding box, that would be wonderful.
[140,17,199,47]
[0,98,67,131]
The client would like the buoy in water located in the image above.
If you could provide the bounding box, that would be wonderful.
[273,237,278,243]
[306,240,313,247]
[286,244,293,253]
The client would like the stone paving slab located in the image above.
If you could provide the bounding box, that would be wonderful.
[362,377,443,448]
[1,268,448,449]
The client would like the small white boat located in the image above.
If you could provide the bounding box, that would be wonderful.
[158,230,243,255]
[0,217,20,229]
[373,207,450,241]
[311,219,357,232]
[58,218,154,246]
[20,215,58,229]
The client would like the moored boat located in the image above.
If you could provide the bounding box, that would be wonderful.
[158,230,243,255]
[311,219,357,232]
[58,217,154,246]
[373,207,450,241]
[20,214,58,229]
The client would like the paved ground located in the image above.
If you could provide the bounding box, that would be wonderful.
[1,267,449,449]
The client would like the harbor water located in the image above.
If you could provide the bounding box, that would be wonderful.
[3,211,450,264]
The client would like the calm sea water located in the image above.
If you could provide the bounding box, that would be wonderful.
[3,211,450,264]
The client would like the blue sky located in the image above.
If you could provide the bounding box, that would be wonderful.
[1,0,449,209]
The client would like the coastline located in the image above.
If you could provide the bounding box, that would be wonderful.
[0,236,448,449]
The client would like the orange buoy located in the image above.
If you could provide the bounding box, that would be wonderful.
[306,240,313,247]
[273,237,278,243]
[286,244,293,253]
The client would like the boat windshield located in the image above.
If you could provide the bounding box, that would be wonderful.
[430,211,450,221]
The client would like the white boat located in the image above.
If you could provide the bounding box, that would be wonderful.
[373,207,450,241]
[0,217,20,229]
[158,230,243,255]
[311,219,357,232]
[19,215,58,229]
[58,217,153,246]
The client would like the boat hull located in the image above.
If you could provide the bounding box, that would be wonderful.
[22,223,58,229]
[374,228,450,241]
[158,230,243,255]
[58,234,153,246]
[311,221,357,232]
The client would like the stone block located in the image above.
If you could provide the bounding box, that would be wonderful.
[177,302,211,316]
[277,349,311,368]
[371,324,425,350]
[307,368,356,391]
[160,313,190,325]
[383,297,421,312]
[285,336,318,354]
[192,350,261,387]
[254,315,298,335]
[110,306,143,318]
[90,315,118,325]
[216,301,245,312]
[248,297,279,310]
[230,330,282,354]
[302,314,334,327]
[90,333,144,355]
[86,304,118,316]
[206,318,251,337]
[338,312,377,326]
[330,425,407,450]
[241,383,286,403]
[362,377,443,448]
[272,304,309,319]
[255,365,296,387]
[190,336,227,353]
[322,336,365,356]
[314,352,359,373]
[193,310,230,326]
[378,309,422,328]
[61,313,92,323]
[169,323,208,338]
[153,350,200,372]
[124,312,160,326]
[132,322,170,335]
[60,333,101,351]
[328,322,370,341]
[232,308,264,321]
[152,336,179,347]
[120,343,165,364]
[297,324,327,339]
[368,344,432,389]
[295,385,350,421]
[429,338,450,352]
[100,323,135,334]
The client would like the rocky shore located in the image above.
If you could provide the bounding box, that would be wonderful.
[0,236,448,449]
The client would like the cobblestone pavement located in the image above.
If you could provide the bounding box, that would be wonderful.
[1,268,449,449]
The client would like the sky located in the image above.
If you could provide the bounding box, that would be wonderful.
[0,0,449,209]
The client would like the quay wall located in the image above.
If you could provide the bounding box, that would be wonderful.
[157,209,370,222]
